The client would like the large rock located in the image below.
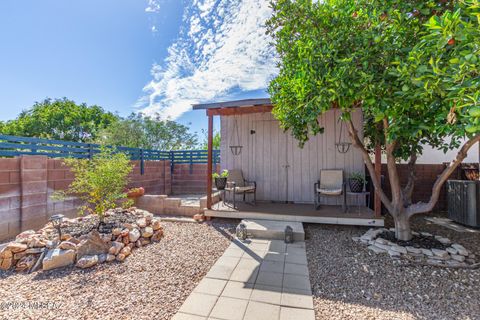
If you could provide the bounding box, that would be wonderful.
[0,247,12,259]
[108,242,125,255]
[58,241,77,251]
[151,219,162,231]
[420,248,433,257]
[432,249,449,259]
[7,242,28,253]
[76,255,98,269]
[390,245,407,254]
[151,229,164,242]
[42,249,76,271]
[76,231,110,259]
[136,218,147,228]
[368,245,386,254]
[0,258,13,270]
[141,227,153,238]
[451,254,466,262]
[128,228,141,243]
[120,246,131,257]
[15,255,37,272]
[15,230,36,243]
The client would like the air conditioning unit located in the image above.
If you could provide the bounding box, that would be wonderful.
[447,180,480,228]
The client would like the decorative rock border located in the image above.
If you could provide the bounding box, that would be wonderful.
[353,228,478,268]
[0,208,164,273]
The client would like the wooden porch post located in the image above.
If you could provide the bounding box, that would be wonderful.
[206,113,213,209]
[374,143,382,217]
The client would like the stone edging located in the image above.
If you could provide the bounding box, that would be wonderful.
[353,228,477,268]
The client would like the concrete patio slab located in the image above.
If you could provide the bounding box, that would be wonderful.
[250,284,282,305]
[280,288,314,309]
[279,306,315,320]
[284,262,309,276]
[209,297,248,320]
[221,281,253,300]
[256,271,283,287]
[178,292,218,317]
[241,219,305,241]
[172,312,206,320]
[243,301,280,320]
[194,278,228,296]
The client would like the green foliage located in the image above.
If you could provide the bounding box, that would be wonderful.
[97,113,198,150]
[395,0,480,138]
[200,129,221,149]
[266,0,474,160]
[349,172,366,184]
[212,169,229,179]
[0,98,119,142]
[52,147,133,218]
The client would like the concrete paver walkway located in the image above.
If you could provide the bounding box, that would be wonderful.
[173,238,315,320]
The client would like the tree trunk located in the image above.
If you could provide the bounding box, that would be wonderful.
[393,212,412,241]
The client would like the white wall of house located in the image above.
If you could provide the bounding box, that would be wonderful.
[220,109,365,204]
[415,139,479,164]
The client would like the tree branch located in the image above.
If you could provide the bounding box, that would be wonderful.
[406,134,480,217]
[383,118,402,209]
[402,150,418,207]
[346,119,394,213]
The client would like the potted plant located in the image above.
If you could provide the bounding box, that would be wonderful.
[127,187,145,198]
[212,170,229,190]
[348,172,366,193]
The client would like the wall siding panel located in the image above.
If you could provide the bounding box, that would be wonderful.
[220,110,365,203]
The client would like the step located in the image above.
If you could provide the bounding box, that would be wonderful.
[240,219,305,241]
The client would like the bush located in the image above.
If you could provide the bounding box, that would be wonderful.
[52,147,134,220]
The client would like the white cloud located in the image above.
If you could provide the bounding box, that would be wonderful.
[145,0,161,13]
[138,0,277,119]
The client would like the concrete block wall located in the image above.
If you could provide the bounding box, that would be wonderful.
[380,163,466,212]
[172,163,220,194]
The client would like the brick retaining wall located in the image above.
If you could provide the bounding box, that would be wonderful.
[0,156,171,241]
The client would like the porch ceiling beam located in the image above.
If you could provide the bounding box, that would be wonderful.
[206,105,273,116]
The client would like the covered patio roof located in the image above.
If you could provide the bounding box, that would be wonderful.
[192,98,273,116]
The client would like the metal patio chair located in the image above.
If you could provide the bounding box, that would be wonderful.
[314,169,346,212]
[225,169,256,208]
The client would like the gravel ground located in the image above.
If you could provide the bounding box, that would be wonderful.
[0,219,237,320]
[305,213,480,320]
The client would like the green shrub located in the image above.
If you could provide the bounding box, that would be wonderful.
[52,147,134,220]
[212,169,229,179]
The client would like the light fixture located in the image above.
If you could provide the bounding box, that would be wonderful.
[285,225,294,244]
[229,117,243,156]
[335,116,351,154]
[236,223,247,241]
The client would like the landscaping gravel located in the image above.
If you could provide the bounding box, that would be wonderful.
[305,213,480,320]
[0,219,236,320]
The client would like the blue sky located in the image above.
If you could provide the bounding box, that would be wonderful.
[0,0,275,135]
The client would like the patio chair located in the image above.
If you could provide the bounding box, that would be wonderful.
[225,169,256,208]
[314,169,346,212]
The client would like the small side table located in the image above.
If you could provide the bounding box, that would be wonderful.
[346,191,371,214]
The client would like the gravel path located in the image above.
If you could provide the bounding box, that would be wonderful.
[305,214,480,320]
[0,219,237,320]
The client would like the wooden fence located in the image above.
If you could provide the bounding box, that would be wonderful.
[0,134,220,174]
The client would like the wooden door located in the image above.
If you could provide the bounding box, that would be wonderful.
[252,119,289,202]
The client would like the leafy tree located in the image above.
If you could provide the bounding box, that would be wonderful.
[267,0,480,240]
[52,147,133,221]
[199,129,221,149]
[97,113,198,150]
[0,98,119,142]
